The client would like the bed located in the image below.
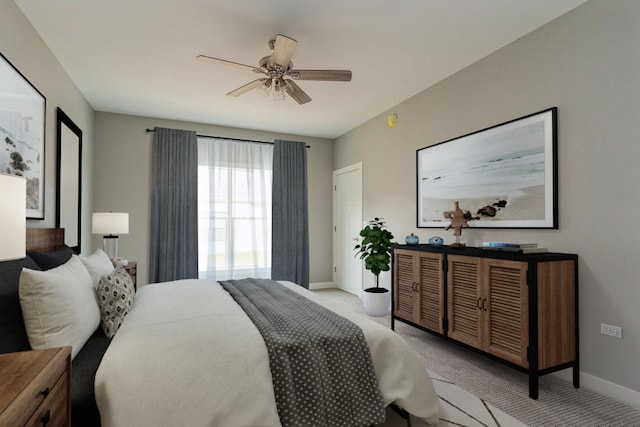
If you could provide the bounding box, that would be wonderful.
[0,228,440,426]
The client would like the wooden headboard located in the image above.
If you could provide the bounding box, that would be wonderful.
[26,228,65,252]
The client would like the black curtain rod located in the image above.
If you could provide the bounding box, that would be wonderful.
[145,128,309,148]
[145,128,272,145]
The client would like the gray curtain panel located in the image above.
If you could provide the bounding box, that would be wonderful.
[271,140,310,288]
[149,127,198,283]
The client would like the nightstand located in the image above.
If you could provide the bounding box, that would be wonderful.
[112,260,137,290]
[0,347,71,427]
[124,261,137,290]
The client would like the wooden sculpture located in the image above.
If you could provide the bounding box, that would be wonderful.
[444,201,469,247]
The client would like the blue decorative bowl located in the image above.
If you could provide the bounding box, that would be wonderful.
[405,234,419,245]
[428,236,444,246]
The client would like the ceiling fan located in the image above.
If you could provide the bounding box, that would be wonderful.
[197,34,352,104]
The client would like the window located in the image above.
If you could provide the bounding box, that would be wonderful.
[197,138,273,280]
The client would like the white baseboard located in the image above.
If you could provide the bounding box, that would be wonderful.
[309,282,334,290]
[554,369,640,410]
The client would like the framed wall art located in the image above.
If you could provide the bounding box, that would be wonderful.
[417,107,557,229]
[0,52,46,219]
[56,107,83,252]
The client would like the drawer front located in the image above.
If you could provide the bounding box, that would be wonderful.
[15,351,68,425]
[0,349,71,426]
[25,373,68,427]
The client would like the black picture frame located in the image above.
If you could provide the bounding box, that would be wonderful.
[417,107,558,229]
[0,52,46,219]
[56,107,83,253]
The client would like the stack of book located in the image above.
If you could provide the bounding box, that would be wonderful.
[480,242,548,254]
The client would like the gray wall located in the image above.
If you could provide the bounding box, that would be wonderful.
[1,0,95,252]
[93,112,334,287]
[335,0,640,403]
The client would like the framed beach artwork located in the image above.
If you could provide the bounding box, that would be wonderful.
[0,52,46,219]
[417,107,557,229]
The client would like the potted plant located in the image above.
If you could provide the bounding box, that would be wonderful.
[354,217,395,316]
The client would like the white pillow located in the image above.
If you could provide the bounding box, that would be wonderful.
[19,256,100,359]
[78,249,114,288]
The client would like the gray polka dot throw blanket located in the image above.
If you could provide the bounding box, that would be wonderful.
[220,278,386,427]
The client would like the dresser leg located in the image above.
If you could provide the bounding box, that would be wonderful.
[529,373,539,399]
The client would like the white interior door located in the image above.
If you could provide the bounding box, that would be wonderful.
[333,163,363,295]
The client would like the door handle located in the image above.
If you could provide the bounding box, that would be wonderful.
[482,298,487,312]
[477,297,482,310]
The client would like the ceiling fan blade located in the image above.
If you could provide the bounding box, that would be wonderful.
[197,55,262,73]
[289,69,352,81]
[227,78,268,96]
[284,80,312,104]
[270,35,297,68]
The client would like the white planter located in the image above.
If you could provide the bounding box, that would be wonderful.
[362,289,390,317]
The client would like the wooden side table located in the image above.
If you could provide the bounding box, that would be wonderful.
[124,261,137,290]
[0,347,71,427]
[112,260,137,290]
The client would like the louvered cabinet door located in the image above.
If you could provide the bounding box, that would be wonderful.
[447,255,483,348]
[484,259,528,367]
[416,252,444,333]
[393,250,417,322]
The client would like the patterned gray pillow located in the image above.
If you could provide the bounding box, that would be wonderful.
[97,267,135,338]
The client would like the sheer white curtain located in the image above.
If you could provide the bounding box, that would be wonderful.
[197,137,273,281]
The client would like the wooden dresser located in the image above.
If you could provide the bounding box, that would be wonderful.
[392,244,579,399]
[0,347,71,427]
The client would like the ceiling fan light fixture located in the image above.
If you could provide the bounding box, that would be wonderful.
[258,79,273,97]
[198,34,350,105]
[272,79,286,101]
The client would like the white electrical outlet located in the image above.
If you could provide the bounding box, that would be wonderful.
[601,323,623,339]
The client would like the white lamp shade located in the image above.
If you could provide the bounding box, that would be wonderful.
[0,174,26,261]
[92,212,129,235]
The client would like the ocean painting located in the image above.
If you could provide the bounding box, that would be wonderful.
[417,108,557,229]
[0,53,45,219]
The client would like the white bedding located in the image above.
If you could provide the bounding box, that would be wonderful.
[95,280,440,426]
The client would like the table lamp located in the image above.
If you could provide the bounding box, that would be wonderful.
[92,212,129,259]
[0,174,26,261]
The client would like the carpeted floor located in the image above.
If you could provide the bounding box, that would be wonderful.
[381,368,526,426]
[314,288,640,427]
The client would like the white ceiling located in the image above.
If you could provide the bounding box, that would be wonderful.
[16,0,588,139]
